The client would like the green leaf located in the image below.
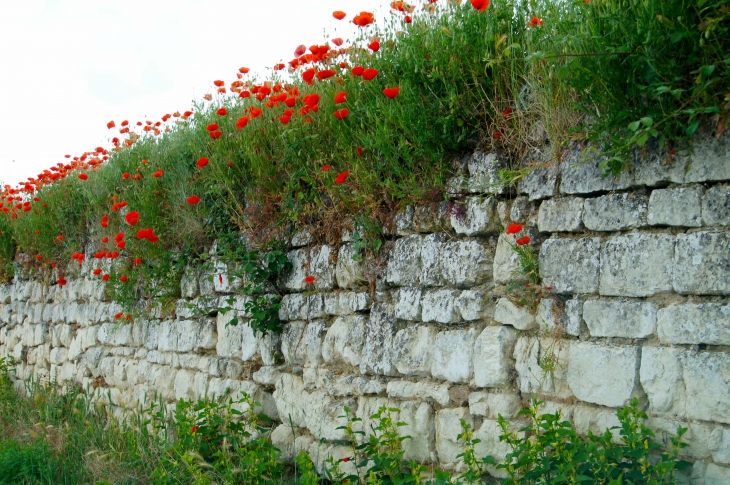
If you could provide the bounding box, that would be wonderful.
[640,116,653,128]
[628,121,641,132]
[686,120,701,136]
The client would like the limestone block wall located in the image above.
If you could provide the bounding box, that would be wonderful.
[1,129,730,483]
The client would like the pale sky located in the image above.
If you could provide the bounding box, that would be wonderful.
[0,0,393,188]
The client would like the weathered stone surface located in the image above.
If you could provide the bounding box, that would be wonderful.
[518,150,559,201]
[600,233,675,297]
[632,141,686,187]
[710,427,730,465]
[674,232,730,295]
[494,298,536,330]
[705,463,730,484]
[583,299,657,338]
[280,246,336,292]
[455,290,492,321]
[360,303,397,376]
[431,328,477,384]
[386,380,450,406]
[421,290,459,324]
[450,197,500,236]
[394,287,422,321]
[322,315,367,367]
[281,321,325,367]
[584,193,648,231]
[640,346,685,417]
[216,312,243,359]
[473,326,517,388]
[540,238,601,294]
[435,407,471,466]
[336,244,366,289]
[681,351,730,424]
[703,185,730,226]
[420,233,447,287]
[682,124,730,183]
[493,234,521,284]
[657,303,730,346]
[647,187,703,227]
[385,235,423,287]
[399,401,436,463]
[567,342,641,407]
[560,144,634,195]
[467,151,506,195]
[395,206,415,236]
[391,325,437,377]
[538,197,584,233]
[439,239,493,288]
[536,298,585,337]
[468,392,522,419]
[474,419,515,478]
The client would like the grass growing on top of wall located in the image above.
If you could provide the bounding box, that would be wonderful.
[0,0,727,310]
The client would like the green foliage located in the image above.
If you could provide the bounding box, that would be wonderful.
[488,398,691,484]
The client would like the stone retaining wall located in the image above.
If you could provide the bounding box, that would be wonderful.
[1,129,729,483]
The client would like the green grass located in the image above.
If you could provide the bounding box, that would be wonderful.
[0,0,727,311]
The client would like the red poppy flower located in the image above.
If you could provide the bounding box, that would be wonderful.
[78,173,88,180]
[197,157,209,168]
[213,80,224,87]
[216,107,228,116]
[404,15,412,23]
[317,69,335,80]
[341,457,351,462]
[351,66,365,77]
[353,11,374,26]
[304,276,316,284]
[101,237,108,243]
[294,44,307,57]
[209,131,222,139]
[334,91,347,104]
[335,171,350,183]
[248,107,263,118]
[279,115,291,124]
[383,87,401,99]
[125,211,140,226]
[528,15,544,27]
[206,123,219,131]
[303,93,320,108]
[55,235,64,242]
[516,236,531,246]
[357,147,363,157]
[187,195,201,205]
[493,131,504,139]
[120,275,129,283]
[239,67,250,74]
[110,251,120,259]
[362,68,379,80]
[334,109,349,119]
[35,255,43,261]
[332,37,344,46]
[101,215,109,228]
[333,10,346,20]
[93,268,102,275]
[57,276,67,286]
[152,170,164,178]
[368,41,380,52]
[133,258,143,265]
[321,165,331,172]
[102,274,109,281]
[506,223,524,235]
[235,117,250,130]
[107,120,115,129]
[470,0,490,11]
[191,425,200,434]
[114,311,124,319]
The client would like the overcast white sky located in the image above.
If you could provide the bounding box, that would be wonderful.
[0,0,393,188]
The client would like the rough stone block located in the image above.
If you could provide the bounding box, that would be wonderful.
[538,197,584,233]
[492,234,521,284]
[391,324,437,377]
[386,380,451,406]
[682,124,730,183]
[385,235,423,287]
[583,299,657,338]
[439,239,493,288]
[674,232,730,295]
[473,326,517,388]
[518,151,559,201]
[322,315,367,367]
[648,187,703,227]
[467,151,506,195]
[584,193,648,231]
[681,351,730,424]
[395,206,415,235]
[436,407,471,466]
[494,298,536,330]
[455,290,492,321]
[560,144,634,195]
[705,463,730,484]
[97,322,132,347]
[450,197,500,236]
[640,347,685,417]
[421,290,459,324]
[632,140,686,187]
[360,303,397,376]
[280,245,336,292]
[567,342,641,407]
[394,287,422,321]
[657,303,730,346]
[431,328,477,384]
[336,244,366,289]
[710,427,730,465]
[703,185,730,226]
[540,237,601,294]
[399,401,436,463]
[420,233,447,286]
[216,312,243,359]
[536,298,585,337]
[600,233,674,297]
[281,321,325,367]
